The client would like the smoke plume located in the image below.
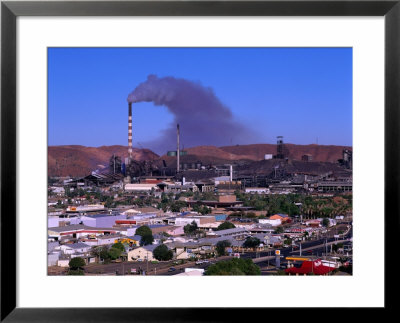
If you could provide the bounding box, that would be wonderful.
[127,75,257,154]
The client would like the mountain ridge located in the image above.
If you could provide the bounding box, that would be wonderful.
[48,143,352,177]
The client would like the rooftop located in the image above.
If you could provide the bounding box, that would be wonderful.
[64,242,90,249]
[213,227,248,236]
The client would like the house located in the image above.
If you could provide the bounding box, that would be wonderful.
[127,244,160,262]
[305,219,321,228]
[96,234,125,246]
[166,226,184,236]
[148,224,176,235]
[124,183,158,192]
[207,227,249,240]
[174,216,216,227]
[258,218,282,226]
[57,257,70,267]
[59,242,91,255]
[166,241,214,259]
[48,224,121,240]
[244,187,270,194]
[270,214,291,223]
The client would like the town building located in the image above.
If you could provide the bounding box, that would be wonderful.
[127,244,159,261]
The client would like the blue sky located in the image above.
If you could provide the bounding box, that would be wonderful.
[48,47,352,153]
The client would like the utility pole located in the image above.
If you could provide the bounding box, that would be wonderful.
[146,251,149,274]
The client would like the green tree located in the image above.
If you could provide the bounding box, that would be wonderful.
[153,244,173,261]
[98,246,111,263]
[108,247,122,260]
[284,238,292,245]
[140,234,154,246]
[242,237,261,248]
[274,226,284,234]
[184,221,198,235]
[69,257,85,270]
[136,225,152,237]
[322,218,330,227]
[332,243,344,252]
[216,240,231,256]
[105,197,114,208]
[170,201,187,212]
[199,206,211,215]
[205,258,261,275]
[216,221,236,231]
[200,192,217,201]
[112,242,125,251]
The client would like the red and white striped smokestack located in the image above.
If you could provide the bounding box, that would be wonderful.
[128,102,133,159]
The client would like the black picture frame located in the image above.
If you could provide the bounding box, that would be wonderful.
[1,0,398,321]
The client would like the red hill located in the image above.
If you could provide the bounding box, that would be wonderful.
[48,143,351,177]
[48,145,159,177]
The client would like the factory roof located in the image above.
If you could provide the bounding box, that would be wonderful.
[84,213,124,219]
[149,224,173,229]
[48,224,88,232]
[166,241,213,249]
[63,242,90,249]
[48,224,123,233]
[213,227,249,236]
[97,234,124,240]
[84,172,124,183]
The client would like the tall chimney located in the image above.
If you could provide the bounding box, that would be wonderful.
[128,102,133,160]
[230,165,233,182]
[177,124,180,173]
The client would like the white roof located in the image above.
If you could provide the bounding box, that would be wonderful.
[125,184,157,190]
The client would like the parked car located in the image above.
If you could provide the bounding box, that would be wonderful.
[168,267,176,272]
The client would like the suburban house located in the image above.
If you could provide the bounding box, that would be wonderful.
[270,214,291,223]
[207,227,249,240]
[127,244,159,262]
[258,218,282,226]
[166,241,214,259]
[59,242,91,255]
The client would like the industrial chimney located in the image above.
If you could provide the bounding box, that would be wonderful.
[177,124,180,173]
[229,165,233,182]
[128,102,133,160]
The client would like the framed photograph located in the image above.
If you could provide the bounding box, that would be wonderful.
[1,0,397,321]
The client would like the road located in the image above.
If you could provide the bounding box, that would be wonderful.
[84,256,233,276]
[83,224,352,276]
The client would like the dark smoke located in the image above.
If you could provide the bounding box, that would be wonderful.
[127,75,258,154]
